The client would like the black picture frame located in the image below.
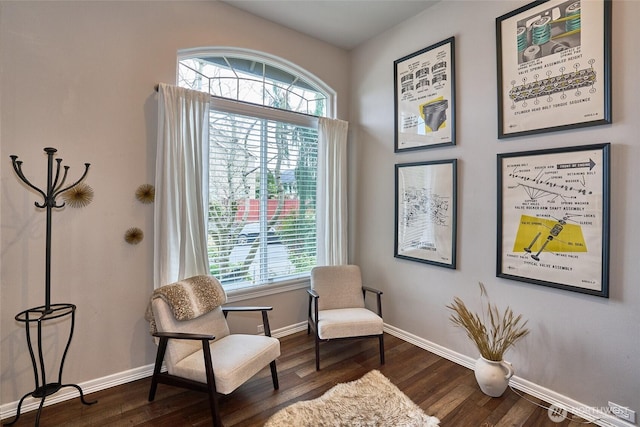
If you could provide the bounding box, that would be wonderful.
[497,143,610,297]
[496,0,612,139]
[394,37,456,152]
[395,159,457,269]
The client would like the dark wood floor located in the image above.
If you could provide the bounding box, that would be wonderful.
[2,331,586,427]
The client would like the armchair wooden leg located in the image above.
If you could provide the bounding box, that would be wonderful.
[270,360,279,390]
[202,341,222,427]
[315,336,321,371]
[379,334,385,365]
[208,390,222,427]
[148,337,168,402]
[148,376,159,402]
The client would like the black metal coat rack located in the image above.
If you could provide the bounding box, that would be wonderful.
[6,147,97,426]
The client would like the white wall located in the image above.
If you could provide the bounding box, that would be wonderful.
[0,1,348,405]
[351,0,639,416]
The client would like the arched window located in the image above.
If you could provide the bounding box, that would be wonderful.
[178,47,332,117]
[177,48,333,294]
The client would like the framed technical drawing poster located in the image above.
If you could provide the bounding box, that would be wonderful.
[394,37,456,152]
[496,0,612,138]
[395,159,457,269]
[497,143,610,297]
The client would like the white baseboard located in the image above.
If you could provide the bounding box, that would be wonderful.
[0,322,306,421]
[0,363,156,421]
[271,321,307,338]
[1,322,632,427]
[383,324,633,427]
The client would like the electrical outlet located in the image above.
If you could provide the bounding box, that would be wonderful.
[257,324,264,334]
[609,402,636,423]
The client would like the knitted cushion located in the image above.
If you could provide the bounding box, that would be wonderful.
[145,275,227,335]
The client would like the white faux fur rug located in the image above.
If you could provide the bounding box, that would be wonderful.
[265,370,440,427]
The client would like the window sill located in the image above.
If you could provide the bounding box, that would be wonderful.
[225,276,310,303]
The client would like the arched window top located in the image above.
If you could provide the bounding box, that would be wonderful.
[178,47,333,117]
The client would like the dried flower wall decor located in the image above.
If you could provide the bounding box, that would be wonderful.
[62,183,94,208]
[124,227,144,244]
[135,184,155,204]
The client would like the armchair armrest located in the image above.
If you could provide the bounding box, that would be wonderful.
[222,306,273,314]
[307,289,319,330]
[153,331,215,341]
[362,286,383,295]
[222,306,275,337]
[362,286,383,318]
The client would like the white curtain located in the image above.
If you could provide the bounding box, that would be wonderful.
[154,83,211,289]
[316,117,349,265]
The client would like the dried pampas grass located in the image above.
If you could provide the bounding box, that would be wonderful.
[447,282,529,361]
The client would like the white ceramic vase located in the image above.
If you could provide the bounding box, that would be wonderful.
[474,357,514,397]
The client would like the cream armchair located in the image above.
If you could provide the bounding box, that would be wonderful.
[307,265,384,370]
[146,275,280,427]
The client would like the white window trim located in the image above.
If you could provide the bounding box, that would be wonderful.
[226,277,310,303]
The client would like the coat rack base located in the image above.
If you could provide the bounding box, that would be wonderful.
[5,303,97,427]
